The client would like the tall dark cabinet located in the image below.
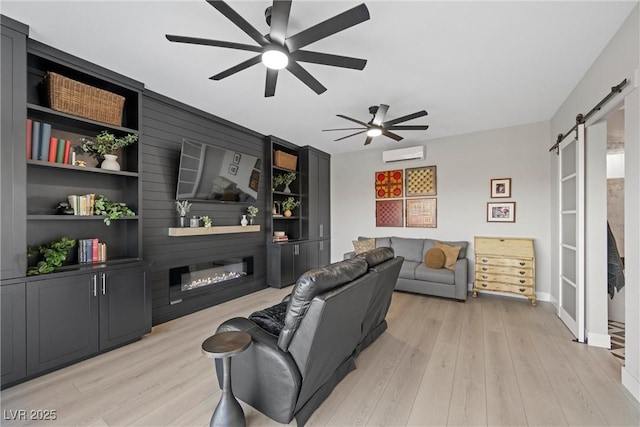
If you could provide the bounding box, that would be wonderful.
[266,137,331,288]
[0,16,150,389]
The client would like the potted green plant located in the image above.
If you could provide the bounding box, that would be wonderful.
[201,215,212,228]
[27,237,77,276]
[94,194,135,225]
[246,206,258,225]
[78,130,138,171]
[273,172,296,193]
[280,197,300,217]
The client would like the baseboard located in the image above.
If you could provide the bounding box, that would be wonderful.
[622,367,640,402]
[587,331,611,349]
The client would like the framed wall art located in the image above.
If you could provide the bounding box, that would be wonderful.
[405,166,437,196]
[406,198,437,228]
[375,170,403,199]
[228,164,238,175]
[233,152,241,164]
[490,178,511,198]
[487,202,516,222]
[376,199,403,227]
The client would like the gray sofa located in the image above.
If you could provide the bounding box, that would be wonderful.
[345,236,468,301]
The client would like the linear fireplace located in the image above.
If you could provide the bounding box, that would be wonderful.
[169,256,253,304]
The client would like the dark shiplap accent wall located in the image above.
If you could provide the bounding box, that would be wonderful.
[141,90,268,325]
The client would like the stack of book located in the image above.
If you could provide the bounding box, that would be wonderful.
[272,232,288,242]
[67,194,95,216]
[27,119,73,164]
[77,238,107,264]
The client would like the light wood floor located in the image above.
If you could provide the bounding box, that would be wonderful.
[2,288,639,427]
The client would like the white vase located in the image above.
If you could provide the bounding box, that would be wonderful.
[283,184,292,193]
[101,154,121,171]
[241,215,248,226]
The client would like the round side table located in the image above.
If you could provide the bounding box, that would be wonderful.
[202,331,252,427]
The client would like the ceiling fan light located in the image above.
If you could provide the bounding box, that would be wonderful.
[262,49,288,70]
[367,128,382,137]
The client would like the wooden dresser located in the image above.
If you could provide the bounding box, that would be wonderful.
[473,236,536,306]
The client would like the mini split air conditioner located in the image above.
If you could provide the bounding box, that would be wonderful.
[382,146,425,163]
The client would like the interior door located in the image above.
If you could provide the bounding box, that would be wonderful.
[558,123,586,342]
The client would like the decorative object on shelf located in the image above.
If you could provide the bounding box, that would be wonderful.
[490,178,512,198]
[190,216,201,228]
[375,199,403,227]
[487,202,516,223]
[241,215,249,226]
[405,166,437,197]
[55,202,75,215]
[75,160,87,167]
[406,198,437,228]
[273,172,296,193]
[94,195,136,226]
[272,201,281,216]
[247,206,258,225]
[26,236,77,276]
[375,170,403,199]
[175,200,192,227]
[281,197,300,217]
[201,215,212,228]
[77,131,138,171]
[274,150,298,170]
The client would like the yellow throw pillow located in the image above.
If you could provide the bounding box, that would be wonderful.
[424,248,446,269]
[435,241,461,270]
[353,238,375,254]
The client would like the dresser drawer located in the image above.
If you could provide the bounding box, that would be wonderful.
[474,281,534,296]
[475,272,534,286]
[475,256,533,269]
[475,264,532,277]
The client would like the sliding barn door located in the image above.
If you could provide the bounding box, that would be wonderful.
[558,123,585,342]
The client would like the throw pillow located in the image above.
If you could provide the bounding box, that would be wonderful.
[435,241,462,270]
[353,238,375,254]
[424,248,446,269]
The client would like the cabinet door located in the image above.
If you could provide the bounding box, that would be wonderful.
[99,267,150,350]
[1,282,26,386]
[279,244,297,287]
[26,274,99,375]
[294,242,312,278]
[318,155,331,238]
[305,241,320,271]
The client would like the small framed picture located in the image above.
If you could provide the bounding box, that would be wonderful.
[233,152,241,165]
[487,202,516,222]
[228,164,238,175]
[490,178,511,198]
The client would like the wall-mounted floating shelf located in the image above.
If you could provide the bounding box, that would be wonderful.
[168,225,260,237]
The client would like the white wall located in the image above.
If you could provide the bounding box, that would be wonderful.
[550,4,639,400]
[331,121,552,299]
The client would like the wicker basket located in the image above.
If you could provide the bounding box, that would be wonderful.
[45,72,125,126]
[274,150,297,170]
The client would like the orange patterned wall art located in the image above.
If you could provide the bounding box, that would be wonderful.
[375,170,403,199]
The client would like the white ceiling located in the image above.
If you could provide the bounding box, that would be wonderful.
[2,1,637,154]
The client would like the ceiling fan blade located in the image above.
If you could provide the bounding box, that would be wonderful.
[364,136,373,145]
[209,55,262,80]
[382,130,404,142]
[270,0,292,45]
[336,114,368,127]
[265,68,279,97]
[322,127,365,131]
[291,50,367,70]
[165,35,262,52]
[285,3,370,52]
[334,130,367,142]
[206,0,269,47]
[286,61,327,94]
[383,110,428,127]
[387,125,430,131]
[372,104,389,126]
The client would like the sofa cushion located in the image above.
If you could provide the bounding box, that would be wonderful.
[358,236,391,249]
[352,238,375,254]
[391,237,424,262]
[435,241,461,269]
[414,264,455,285]
[278,258,369,351]
[356,247,395,268]
[424,248,445,269]
[421,239,468,260]
[248,301,288,336]
[399,260,421,280]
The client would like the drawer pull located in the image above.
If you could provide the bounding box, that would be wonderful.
[519,271,525,275]
[482,275,488,279]
[481,284,488,288]
[482,258,489,263]
[482,267,488,272]
[519,262,525,266]
[519,279,526,283]
[519,288,526,292]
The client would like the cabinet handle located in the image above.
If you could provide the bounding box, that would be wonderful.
[294,244,299,255]
[320,241,324,251]
[101,273,106,295]
[92,275,97,297]
[481,283,488,288]
[519,279,526,284]
[482,258,488,263]
[519,271,525,275]
[519,262,525,266]
[482,267,488,272]
[481,275,488,279]
[320,224,324,237]
[519,288,526,292]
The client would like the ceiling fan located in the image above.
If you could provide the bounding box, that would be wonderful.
[323,104,429,145]
[165,0,370,97]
